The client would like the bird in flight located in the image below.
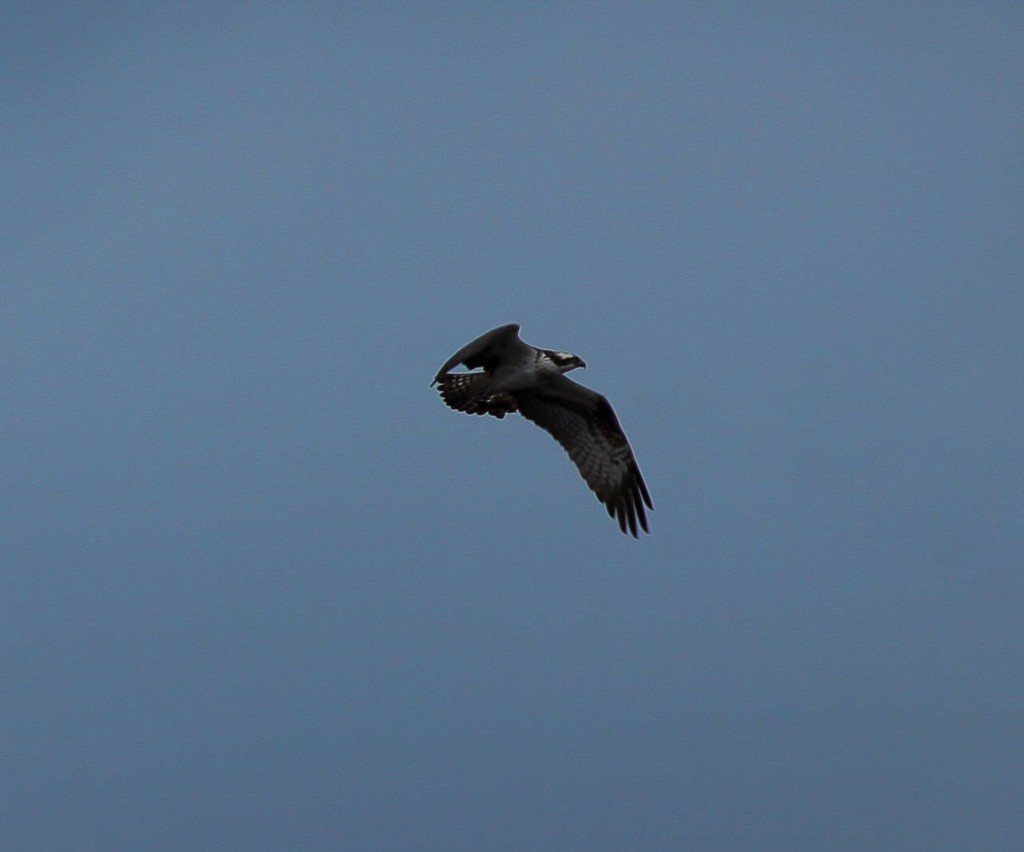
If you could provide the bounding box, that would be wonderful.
[432,324,653,536]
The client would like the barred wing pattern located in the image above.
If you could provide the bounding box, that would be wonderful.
[436,373,518,419]
[515,377,652,537]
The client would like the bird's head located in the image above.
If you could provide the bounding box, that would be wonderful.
[545,350,587,373]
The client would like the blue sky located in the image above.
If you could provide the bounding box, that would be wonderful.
[3,5,1022,850]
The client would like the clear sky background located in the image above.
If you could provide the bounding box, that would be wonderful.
[4,5,1022,850]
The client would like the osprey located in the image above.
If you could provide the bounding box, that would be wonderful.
[432,323,653,536]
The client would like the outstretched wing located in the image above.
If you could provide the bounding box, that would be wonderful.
[431,323,523,385]
[435,372,518,419]
[514,375,653,537]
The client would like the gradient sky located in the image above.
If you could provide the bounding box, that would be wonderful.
[4,5,1023,850]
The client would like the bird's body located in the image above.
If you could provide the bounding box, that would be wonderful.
[432,324,653,536]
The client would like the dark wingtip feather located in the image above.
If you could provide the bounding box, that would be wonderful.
[614,473,650,537]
